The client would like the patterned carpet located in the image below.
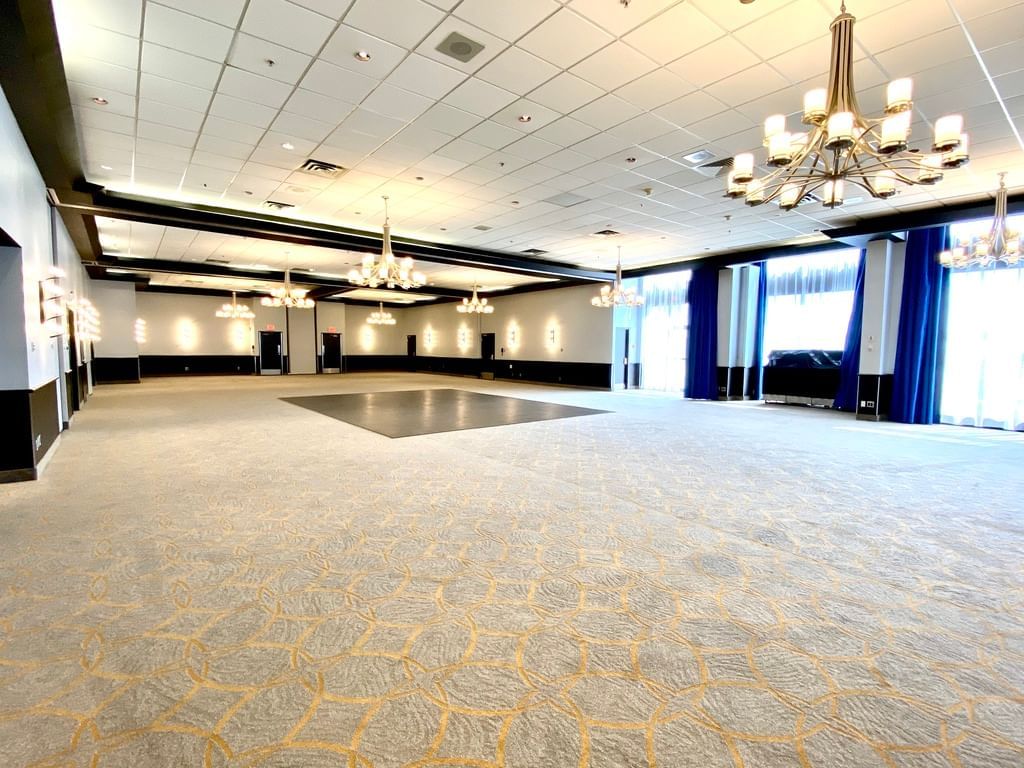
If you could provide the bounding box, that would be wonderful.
[0,374,1021,768]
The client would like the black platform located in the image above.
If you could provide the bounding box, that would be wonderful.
[282,388,608,438]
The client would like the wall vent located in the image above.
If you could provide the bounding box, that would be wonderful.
[436,32,486,63]
[263,200,295,211]
[299,158,345,177]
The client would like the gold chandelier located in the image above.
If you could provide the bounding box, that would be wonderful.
[940,173,1020,268]
[592,247,643,308]
[727,2,969,210]
[367,302,396,325]
[216,291,255,319]
[261,269,314,309]
[457,284,494,314]
[347,196,425,290]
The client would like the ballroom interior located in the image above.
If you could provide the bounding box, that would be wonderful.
[0,0,1022,766]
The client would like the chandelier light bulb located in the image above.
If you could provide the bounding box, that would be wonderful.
[873,170,897,198]
[822,179,844,208]
[879,113,910,154]
[767,132,793,166]
[727,170,748,199]
[779,184,801,210]
[933,115,963,152]
[942,133,970,168]
[732,153,754,183]
[744,179,765,205]
[763,114,786,143]
[825,111,855,150]
[802,88,828,124]
[885,78,913,113]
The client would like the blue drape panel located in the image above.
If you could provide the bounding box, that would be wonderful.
[751,262,767,400]
[684,264,718,400]
[891,226,951,424]
[834,249,867,412]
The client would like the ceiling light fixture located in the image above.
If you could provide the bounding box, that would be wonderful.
[518,114,532,123]
[592,246,643,308]
[261,268,314,309]
[347,196,425,290]
[940,173,1020,268]
[354,50,372,61]
[457,284,494,314]
[727,2,969,211]
[216,291,256,319]
[281,142,295,150]
[367,301,396,325]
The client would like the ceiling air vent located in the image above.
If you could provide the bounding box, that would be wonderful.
[263,200,295,211]
[592,229,621,237]
[436,31,486,63]
[683,149,715,165]
[473,224,493,231]
[521,248,548,256]
[299,158,345,177]
[695,157,734,179]
[543,192,588,207]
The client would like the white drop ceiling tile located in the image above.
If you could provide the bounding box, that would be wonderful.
[209,93,279,128]
[140,72,213,112]
[570,42,658,92]
[533,115,599,145]
[675,42,761,93]
[74,105,135,135]
[518,7,614,69]
[502,135,561,161]
[965,4,1024,51]
[228,33,313,85]
[391,125,452,153]
[183,164,236,191]
[133,166,186,189]
[197,133,257,159]
[240,0,333,54]
[362,83,434,122]
[415,153,469,175]
[136,120,197,148]
[911,58,988,101]
[445,78,519,117]
[290,0,355,18]
[436,137,494,163]
[543,148,593,172]
[136,138,193,160]
[138,99,206,131]
[568,0,679,36]
[240,161,293,181]
[60,23,139,69]
[572,131,634,160]
[979,41,1024,78]
[191,151,246,172]
[607,113,678,145]
[492,99,561,133]
[415,103,482,136]
[219,67,295,109]
[55,0,143,37]
[732,84,802,123]
[319,25,407,79]
[541,171,590,192]
[655,90,728,129]
[461,121,523,150]
[340,107,408,139]
[853,0,958,55]
[143,3,235,62]
[733,4,834,60]
[371,142,430,168]
[130,152,181,174]
[529,72,603,114]
[154,0,247,26]
[141,43,222,90]
[477,47,560,96]
[63,57,138,97]
[625,4,726,65]
[572,94,642,130]
[271,111,335,143]
[283,89,356,125]
[454,0,559,42]
[321,130,381,156]
[348,0,446,49]
[510,163,563,184]
[685,109,758,146]
[615,69,697,112]
[453,165,502,185]
[994,69,1024,99]
[247,146,300,171]
[483,150,531,174]
[301,60,380,102]
[705,64,790,109]
[386,55,467,100]
[67,82,136,116]
[417,19,510,74]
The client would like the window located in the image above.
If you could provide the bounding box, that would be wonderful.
[940,216,1024,431]
[763,249,861,363]
[637,270,691,392]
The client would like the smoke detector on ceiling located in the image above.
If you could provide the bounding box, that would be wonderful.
[436,31,486,63]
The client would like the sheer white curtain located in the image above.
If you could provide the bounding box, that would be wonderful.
[763,249,860,362]
[940,215,1024,431]
[638,270,691,392]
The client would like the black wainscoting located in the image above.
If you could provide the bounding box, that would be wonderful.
[93,357,141,384]
[856,373,894,421]
[141,355,258,376]
[727,366,745,401]
[77,363,89,404]
[716,366,729,399]
[344,355,612,389]
[0,389,33,480]
[29,380,59,464]
[344,355,409,372]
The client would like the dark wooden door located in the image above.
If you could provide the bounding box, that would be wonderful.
[322,332,342,372]
[259,331,283,374]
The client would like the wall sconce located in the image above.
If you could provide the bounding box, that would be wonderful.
[546,321,560,353]
[39,267,66,336]
[506,322,520,351]
[134,318,147,344]
[229,320,250,352]
[457,324,471,352]
[424,326,436,352]
[76,298,101,343]
[359,325,376,351]
[175,317,198,351]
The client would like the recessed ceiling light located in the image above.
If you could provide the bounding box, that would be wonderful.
[100,164,113,170]
[354,50,372,61]
[281,142,295,150]
[625,157,637,164]
[92,97,108,105]
[510,200,519,205]
[415,176,424,181]
[517,114,532,123]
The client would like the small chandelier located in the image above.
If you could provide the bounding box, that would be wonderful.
[727,2,969,210]
[940,173,1020,268]
[367,302,396,325]
[261,269,314,309]
[216,291,255,319]
[347,196,425,290]
[457,284,494,314]
[592,247,643,308]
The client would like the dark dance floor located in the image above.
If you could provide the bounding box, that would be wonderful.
[282,387,608,438]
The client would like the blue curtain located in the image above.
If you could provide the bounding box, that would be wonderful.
[684,264,718,400]
[834,249,867,412]
[751,262,767,399]
[891,226,951,424]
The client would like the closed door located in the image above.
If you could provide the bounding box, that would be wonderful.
[259,331,283,374]
[322,332,342,373]
[613,327,629,390]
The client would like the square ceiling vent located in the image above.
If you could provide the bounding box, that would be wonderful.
[436,32,486,63]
